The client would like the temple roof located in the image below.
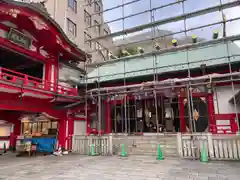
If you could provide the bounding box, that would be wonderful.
[86,36,240,83]
[0,0,88,62]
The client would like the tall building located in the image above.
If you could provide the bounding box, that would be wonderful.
[16,0,113,64]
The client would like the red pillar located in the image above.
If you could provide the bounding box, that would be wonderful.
[207,93,216,133]
[67,117,74,150]
[58,116,67,149]
[44,63,52,90]
[53,62,59,92]
[105,100,111,134]
[178,95,186,132]
[86,103,91,135]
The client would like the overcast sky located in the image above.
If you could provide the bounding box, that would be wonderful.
[99,0,240,43]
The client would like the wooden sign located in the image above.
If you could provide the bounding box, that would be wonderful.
[7,28,32,49]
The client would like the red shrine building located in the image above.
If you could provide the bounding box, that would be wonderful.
[0,0,87,152]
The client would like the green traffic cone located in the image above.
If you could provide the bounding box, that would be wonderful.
[157,144,164,160]
[200,143,208,163]
[3,143,6,153]
[120,144,127,157]
[88,144,96,156]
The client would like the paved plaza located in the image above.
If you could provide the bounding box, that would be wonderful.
[0,154,240,180]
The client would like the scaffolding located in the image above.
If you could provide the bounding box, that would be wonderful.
[83,0,240,135]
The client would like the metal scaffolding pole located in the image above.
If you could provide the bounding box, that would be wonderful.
[87,1,239,41]
[97,65,101,136]
[88,34,240,68]
[87,72,240,93]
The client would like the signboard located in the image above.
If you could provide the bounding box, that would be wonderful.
[7,28,32,49]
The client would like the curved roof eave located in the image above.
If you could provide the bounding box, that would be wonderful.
[2,0,89,61]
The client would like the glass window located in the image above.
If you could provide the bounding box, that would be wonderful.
[85,0,92,6]
[103,29,108,35]
[84,10,91,27]
[96,41,102,50]
[94,2,101,13]
[94,20,100,35]
[68,0,77,13]
[84,31,92,48]
[67,18,77,37]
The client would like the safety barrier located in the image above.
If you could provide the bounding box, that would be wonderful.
[177,133,240,160]
[72,135,112,156]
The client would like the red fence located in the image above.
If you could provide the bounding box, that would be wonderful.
[210,114,239,134]
[0,67,78,96]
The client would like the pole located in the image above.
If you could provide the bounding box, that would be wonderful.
[154,90,159,134]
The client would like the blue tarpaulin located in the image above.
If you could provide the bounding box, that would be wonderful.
[23,137,56,153]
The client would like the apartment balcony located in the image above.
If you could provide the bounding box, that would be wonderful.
[0,67,78,99]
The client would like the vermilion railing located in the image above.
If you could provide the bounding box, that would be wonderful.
[210,114,239,134]
[0,67,78,96]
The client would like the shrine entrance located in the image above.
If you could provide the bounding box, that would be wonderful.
[178,87,214,133]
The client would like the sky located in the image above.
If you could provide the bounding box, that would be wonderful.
[98,0,240,44]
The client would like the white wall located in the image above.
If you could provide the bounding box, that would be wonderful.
[213,85,240,133]
[74,121,86,135]
[213,85,240,114]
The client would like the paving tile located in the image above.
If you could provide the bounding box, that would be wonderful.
[0,155,240,180]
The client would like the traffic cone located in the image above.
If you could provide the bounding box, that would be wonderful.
[120,144,127,157]
[3,143,6,153]
[89,144,96,156]
[200,143,208,163]
[157,144,164,160]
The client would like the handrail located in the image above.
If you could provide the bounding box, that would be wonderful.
[0,67,78,96]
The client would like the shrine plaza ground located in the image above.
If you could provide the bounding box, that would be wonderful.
[0,154,239,180]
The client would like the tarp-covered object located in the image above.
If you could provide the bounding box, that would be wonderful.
[23,137,56,153]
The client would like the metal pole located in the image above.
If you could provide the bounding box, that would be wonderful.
[88,1,239,41]
[186,85,194,132]
[114,96,117,133]
[154,90,159,134]
[135,96,137,133]
[87,72,240,93]
[84,55,88,136]
[97,65,101,136]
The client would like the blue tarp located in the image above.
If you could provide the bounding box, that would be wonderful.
[22,137,56,153]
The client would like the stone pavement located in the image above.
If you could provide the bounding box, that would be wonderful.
[0,154,240,180]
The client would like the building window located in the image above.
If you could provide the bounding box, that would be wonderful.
[94,2,101,13]
[67,18,77,37]
[103,29,108,35]
[87,58,92,64]
[94,20,100,35]
[84,32,92,48]
[96,42,102,50]
[84,10,91,27]
[68,0,77,13]
[85,0,92,6]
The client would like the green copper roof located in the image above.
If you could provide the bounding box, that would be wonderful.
[87,39,240,83]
